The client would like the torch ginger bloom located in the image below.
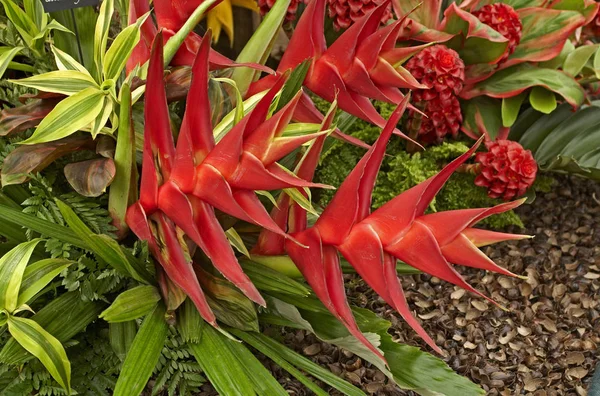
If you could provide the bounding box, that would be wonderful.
[255,96,531,357]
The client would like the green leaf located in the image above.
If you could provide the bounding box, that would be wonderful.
[52,7,97,72]
[213,91,267,141]
[55,199,151,283]
[231,329,364,396]
[88,96,114,138]
[51,45,89,74]
[6,315,71,392]
[109,83,137,238]
[0,46,23,80]
[461,64,585,108]
[231,0,291,95]
[219,331,289,396]
[31,19,72,45]
[263,295,484,395]
[93,0,114,82]
[113,303,168,396]
[0,239,41,312]
[501,92,527,128]
[17,258,73,306]
[0,0,37,46]
[23,0,45,30]
[103,12,149,81]
[161,0,220,67]
[176,298,203,343]
[100,285,161,322]
[239,259,310,296]
[109,321,137,362]
[562,43,599,76]
[187,322,258,396]
[225,227,250,258]
[513,102,600,180]
[0,292,105,365]
[22,87,105,144]
[529,87,557,114]
[10,70,99,96]
[275,60,311,112]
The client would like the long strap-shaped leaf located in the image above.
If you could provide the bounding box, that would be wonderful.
[6,315,71,393]
[113,303,168,396]
[0,239,41,312]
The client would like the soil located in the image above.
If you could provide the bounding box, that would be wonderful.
[266,175,600,395]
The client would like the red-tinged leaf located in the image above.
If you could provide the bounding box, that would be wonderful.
[1,136,94,186]
[0,97,62,137]
[461,96,509,141]
[338,225,442,354]
[505,7,585,67]
[139,32,175,213]
[461,64,585,107]
[317,99,409,245]
[392,0,442,29]
[285,228,386,364]
[440,3,509,65]
[64,158,117,197]
[157,266,187,312]
[397,18,454,43]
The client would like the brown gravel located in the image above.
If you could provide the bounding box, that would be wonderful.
[270,175,600,395]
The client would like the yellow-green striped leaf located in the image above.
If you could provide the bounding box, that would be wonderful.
[7,315,71,392]
[103,12,149,81]
[22,87,105,144]
[100,285,161,322]
[0,0,37,46]
[10,70,98,95]
[113,303,167,396]
[0,46,23,80]
[51,45,90,75]
[17,258,73,306]
[89,96,113,138]
[0,239,41,313]
[93,0,114,82]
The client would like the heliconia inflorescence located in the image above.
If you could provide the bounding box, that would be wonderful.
[127,0,532,360]
[248,0,429,146]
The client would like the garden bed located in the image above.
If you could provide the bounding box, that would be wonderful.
[260,175,599,395]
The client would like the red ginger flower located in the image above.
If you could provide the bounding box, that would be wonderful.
[254,94,530,358]
[474,139,537,201]
[248,0,429,148]
[472,3,522,63]
[258,0,305,21]
[327,0,393,30]
[126,31,330,325]
[404,45,465,144]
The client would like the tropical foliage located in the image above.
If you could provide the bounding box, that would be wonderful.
[0,0,597,394]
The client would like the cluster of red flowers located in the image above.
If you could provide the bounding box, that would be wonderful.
[405,45,465,144]
[473,3,523,63]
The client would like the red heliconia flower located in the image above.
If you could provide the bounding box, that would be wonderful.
[127,30,329,326]
[472,3,522,63]
[474,139,537,201]
[258,0,305,21]
[327,0,392,30]
[126,0,271,73]
[253,94,530,357]
[248,0,429,147]
[404,45,465,144]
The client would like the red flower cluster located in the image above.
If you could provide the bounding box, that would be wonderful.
[258,0,305,21]
[475,140,537,201]
[473,3,522,63]
[405,45,465,144]
[327,0,392,30]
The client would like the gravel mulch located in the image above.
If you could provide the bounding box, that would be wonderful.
[270,175,600,395]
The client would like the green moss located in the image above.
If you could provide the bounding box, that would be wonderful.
[314,101,526,229]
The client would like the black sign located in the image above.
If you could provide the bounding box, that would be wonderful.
[41,0,99,13]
